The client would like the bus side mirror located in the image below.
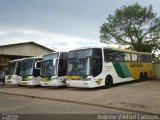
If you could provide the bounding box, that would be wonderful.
[5,68,8,73]
[35,61,41,69]
[53,58,58,66]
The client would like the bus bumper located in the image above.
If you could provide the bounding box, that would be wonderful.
[5,79,19,85]
[66,80,99,88]
[40,80,64,87]
[20,80,40,86]
[5,75,20,85]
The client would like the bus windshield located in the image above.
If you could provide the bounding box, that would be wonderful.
[67,48,102,77]
[19,59,34,76]
[16,61,22,76]
[6,62,17,75]
[67,58,90,76]
[67,49,92,76]
[68,49,92,59]
[41,60,57,76]
[40,53,59,77]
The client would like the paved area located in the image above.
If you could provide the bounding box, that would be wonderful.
[0,93,132,114]
[0,79,160,114]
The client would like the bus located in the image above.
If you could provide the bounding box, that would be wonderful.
[66,46,153,88]
[40,52,68,86]
[19,57,42,86]
[5,59,22,85]
[0,68,5,84]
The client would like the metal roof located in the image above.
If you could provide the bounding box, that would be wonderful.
[0,41,54,52]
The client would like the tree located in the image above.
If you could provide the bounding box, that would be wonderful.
[100,3,160,54]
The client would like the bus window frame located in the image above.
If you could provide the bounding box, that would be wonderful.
[131,53,138,62]
[124,53,152,63]
[141,54,152,63]
[123,52,132,62]
[103,49,125,62]
[103,50,152,63]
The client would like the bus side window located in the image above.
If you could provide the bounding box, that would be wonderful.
[148,55,151,62]
[137,54,142,62]
[114,51,124,61]
[36,62,41,69]
[58,59,67,76]
[104,49,114,62]
[142,55,148,62]
[131,53,138,61]
[16,62,22,75]
[124,53,131,61]
[33,68,40,77]
[92,58,102,77]
[33,62,41,77]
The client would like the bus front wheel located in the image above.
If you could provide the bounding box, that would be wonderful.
[104,75,113,89]
[139,72,144,81]
[144,72,148,80]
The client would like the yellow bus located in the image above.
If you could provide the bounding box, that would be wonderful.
[66,46,153,88]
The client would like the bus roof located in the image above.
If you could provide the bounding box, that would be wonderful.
[69,46,151,55]
[22,56,42,60]
[42,51,68,57]
[9,59,23,63]
[114,48,151,55]
[69,46,103,51]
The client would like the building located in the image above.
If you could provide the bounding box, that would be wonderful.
[153,63,160,79]
[0,41,54,82]
[152,56,160,63]
[153,56,160,79]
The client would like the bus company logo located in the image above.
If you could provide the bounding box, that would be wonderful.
[130,63,143,67]
[105,66,113,70]
[95,78,103,85]
[61,79,66,84]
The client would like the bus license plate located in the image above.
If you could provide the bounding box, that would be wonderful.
[21,82,27,85]
[7,81,11,84]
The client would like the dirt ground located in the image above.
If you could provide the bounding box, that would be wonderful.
[0,79,160,114]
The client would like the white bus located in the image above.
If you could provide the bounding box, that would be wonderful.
[40,52,68,86]
[19,57,42,86]
[5,59,22,85]
[66,46,153,88]
[0,68,5,84]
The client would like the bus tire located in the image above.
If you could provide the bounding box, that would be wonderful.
[139,72,144,81]
[144,72,148,81]
[104,75,113,89]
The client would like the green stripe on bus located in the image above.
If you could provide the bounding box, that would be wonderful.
[112,62,131,78]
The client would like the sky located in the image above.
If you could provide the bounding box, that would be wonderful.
[0,0,160,51]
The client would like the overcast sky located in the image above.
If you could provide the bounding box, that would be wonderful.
[0,0,160,51]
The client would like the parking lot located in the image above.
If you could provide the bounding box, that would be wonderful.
[0,79,160,114]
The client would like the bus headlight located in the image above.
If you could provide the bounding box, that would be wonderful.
[52,78,57,80]
[28,77,34,81]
